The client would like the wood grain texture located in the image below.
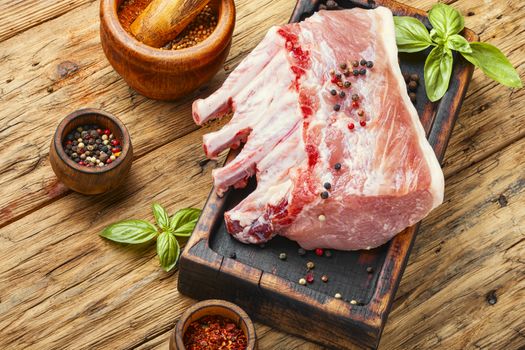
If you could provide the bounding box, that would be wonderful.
[0,0,524,349]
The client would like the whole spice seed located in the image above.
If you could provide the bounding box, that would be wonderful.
[408,81,418,91]
[344,81,351,88]
[324,250,332,258]
[348,122,355,130]
[330,89,337,96]
[320,191,329,199]
[335,293,342,299]
[279,252,287,260]
[306,261,315,270]
[359,68,367,75]
[339,63,347,70]
[366,266,374,273]
[352,69,359,76]
[334,163,342,170]
[357,109,364,116]
[229,252,237,259]
[343,70,350,77]
[366,61,374,68]
[360,120,367,127]
[183,315,247,350]
[315,248,324,256]
[323,182,332,190]
[350,299,357,305]
[410,73,419,82]
[321,275,329,282]
[299,278,307,285]
[352,94,359,101]
[360,59,367,66]
[339,91,346,98]
[409,92,417,103]
[352,60,359,67]
[333,104,341,111]
[318,214,326,222]
[335,73,342,80]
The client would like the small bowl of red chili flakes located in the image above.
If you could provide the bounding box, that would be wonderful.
[171,299,256,350]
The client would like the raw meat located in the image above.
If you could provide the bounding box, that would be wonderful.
[192,7,444,250]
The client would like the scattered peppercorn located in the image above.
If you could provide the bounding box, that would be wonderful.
[315,248,324,256]
[324,250,332,258]
[409,92,417,103]
[318,214,326,222]
[335,293,342,299]
[351,94,359,101]
[306,261,315,270]
[403,72,410,83]
[360,120,367,127]
[408,81,418,91]
[323,182,332,190]
[298,248,306,256]
[410,73,419,82]
[321,275,329,283]
[320,191,329,199]
[343,70,350,77]
[305,273,314,284]
[359,68,366,75]
[486,290,498,305]
[366,266,374,273]
[277,252,286,261]
[329,69,335,75]
[334,163,341,170]
[325,0,338,10]
[344,81,351,88]
[348,123,355,130]
[333,104,341,111]
[299,278,307,285]
[339,91,346,98]
[366,61,374,68]
[352,69,359,76]
[350,299,357,305]
[335,73,342,80]
[357,109,364,116]
[339,63,347,70]
[360,59,367,66]
[330,89,337,96]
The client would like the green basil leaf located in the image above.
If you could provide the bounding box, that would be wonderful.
[446,34,472,53]
[152,203,170,231]
[462,42,522,88]
[430,29,445,45]
[428,3,464,38]
[169,208,202,236]
[394,16,433,53]
[156,232,180,272]
[424,46,454,102]
[100,220,158,244]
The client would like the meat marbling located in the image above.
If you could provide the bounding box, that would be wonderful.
[192,7,444,250]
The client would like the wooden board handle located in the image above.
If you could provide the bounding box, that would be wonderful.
[130,0,210,48]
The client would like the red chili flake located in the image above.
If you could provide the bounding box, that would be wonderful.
[315,248,324,256]
[360,120,367,127]
[306,273,314,284]
[348,123,355,130]
[331,76,339,83]
[183,315,248,350]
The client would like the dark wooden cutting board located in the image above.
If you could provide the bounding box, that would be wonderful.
[178,1,477,349]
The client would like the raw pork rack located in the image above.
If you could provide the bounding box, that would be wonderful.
[192,7,444,250]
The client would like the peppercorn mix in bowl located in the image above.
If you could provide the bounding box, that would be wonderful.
[49,108,133,195]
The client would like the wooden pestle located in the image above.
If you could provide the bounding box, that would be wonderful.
[130,0,210,48]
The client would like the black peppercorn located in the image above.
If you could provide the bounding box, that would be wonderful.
[330,89,337,96]
[339,91,346,98]
[366,61,374,68]
[343,70,350,77]
[320,191,329,199]
[352,60,359,67]
[360,59,367,66]
[334,163,341,170]
[344,81,351,88]
[353,69,359,76]
[335,73,342,80]
[410,73,419,82]
[403,72,410,83]
[339,63,347,70]
[229,252,237,259]
[333,104,341,111]
[359,68,366,75]
[408,81,418,91]
[352,94,359,101]
[409,92,417,103]
[323,182,332,190]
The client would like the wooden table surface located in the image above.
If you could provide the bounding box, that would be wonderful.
[0,0,523,349]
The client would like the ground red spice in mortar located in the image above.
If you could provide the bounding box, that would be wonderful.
[183,315,247,350]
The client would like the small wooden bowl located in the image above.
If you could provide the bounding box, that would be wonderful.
[100,0,235,100]
[170,299,256,350]
[49,108,133,195]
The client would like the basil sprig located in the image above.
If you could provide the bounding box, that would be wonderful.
[394,3,522,102]
[100,204,202,272]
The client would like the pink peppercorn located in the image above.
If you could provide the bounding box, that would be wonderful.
[360,121,367,127]
[348,123,355,130]
[315,248,324,256]
[306,273,314,284]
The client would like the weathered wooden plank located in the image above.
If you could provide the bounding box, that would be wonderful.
[0,0,95,43]
[380,137,525,349]
[0,0,296,227]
